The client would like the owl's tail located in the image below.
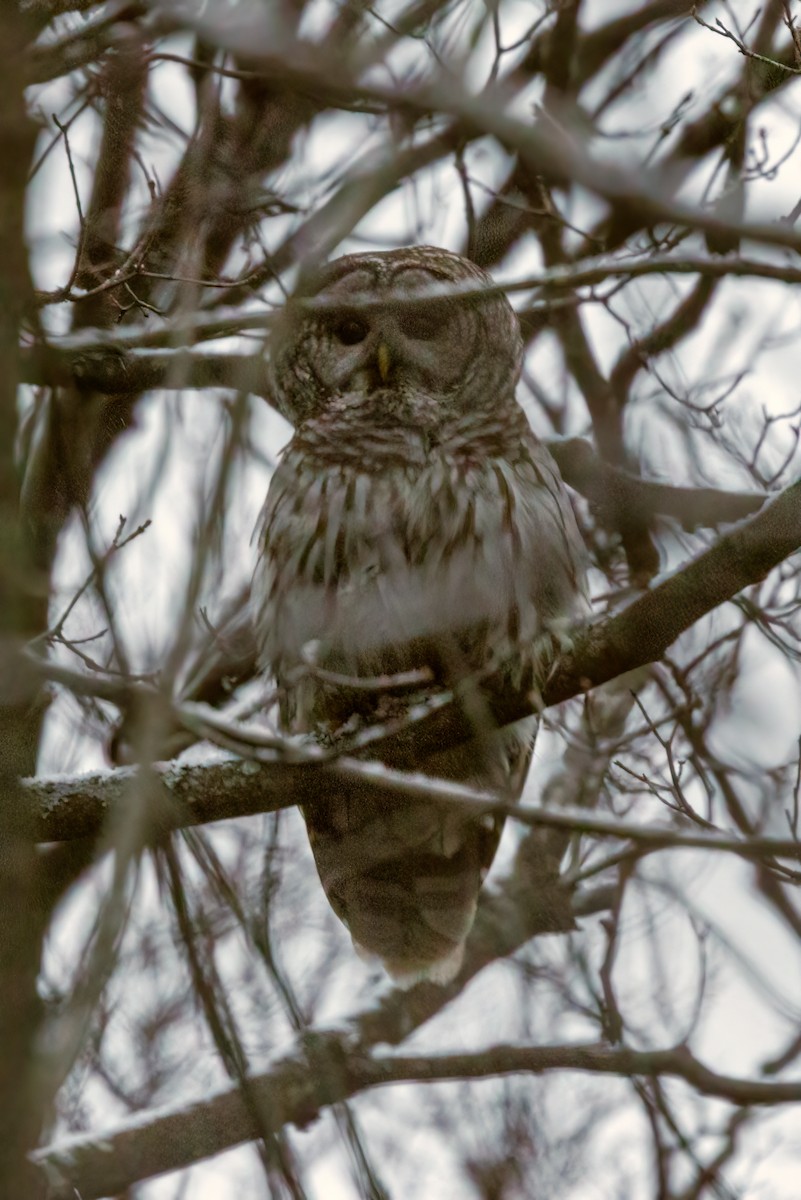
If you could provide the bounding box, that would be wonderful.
[304,788,500,987]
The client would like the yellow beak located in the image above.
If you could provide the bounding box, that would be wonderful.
[376,341,391,383]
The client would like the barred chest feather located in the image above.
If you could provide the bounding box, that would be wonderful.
[254,416,584,708]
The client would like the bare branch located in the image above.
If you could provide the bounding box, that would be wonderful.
[32,1036,801,1198]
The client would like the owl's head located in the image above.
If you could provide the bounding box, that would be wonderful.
[268,246,523,429]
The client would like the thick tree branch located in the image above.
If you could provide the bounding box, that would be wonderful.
[545,475,800,694]
[22,346,270,396]
[24,470,799,837]
[548,438,766,529]
[27,752,801,865]
[368,473,801,766]
[32,1034,801,1198]
[0,8,54,1193]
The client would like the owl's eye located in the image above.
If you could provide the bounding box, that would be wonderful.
[332,315,369,345]
[398,303,451,341]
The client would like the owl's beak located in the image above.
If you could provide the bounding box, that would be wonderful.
[376,341,392,383]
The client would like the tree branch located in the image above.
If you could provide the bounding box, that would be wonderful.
[368,473,801,765]
[548,438,766,529]
[27,752,801,865]
[25,469,799,838]
[32,1035,801,1198]
[22,346,270,396]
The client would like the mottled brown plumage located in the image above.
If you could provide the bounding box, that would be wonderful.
[253,246,587,983]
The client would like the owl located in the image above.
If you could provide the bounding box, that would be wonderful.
[253,246,587,985]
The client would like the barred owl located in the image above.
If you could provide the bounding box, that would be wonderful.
[253,246,587,985]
